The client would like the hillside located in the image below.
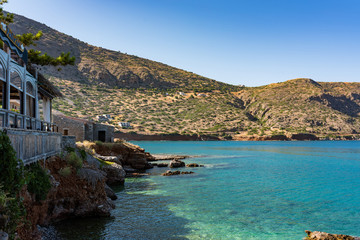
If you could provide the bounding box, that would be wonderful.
[9,14,360,140]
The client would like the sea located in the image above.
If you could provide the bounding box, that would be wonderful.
[55,141,360,240]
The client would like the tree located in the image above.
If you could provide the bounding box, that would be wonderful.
[0,0,75,66]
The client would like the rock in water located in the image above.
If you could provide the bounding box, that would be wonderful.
[304,230,360,240]
[162,170,194,176]
[169,159,185,168]
[104,184,118,200]
[102,163,126,185]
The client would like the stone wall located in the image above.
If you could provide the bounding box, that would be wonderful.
[53,115,85,142]
[61,135,76,149]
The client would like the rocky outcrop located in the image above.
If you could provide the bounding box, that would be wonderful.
[186,163,204,167]
[162,170,194,176]
[101,163,126,185]
[304,230,360,240]
[169,160,185,168]
[77,141,154,170]
[21,156,115,232]
[291,133,319,140]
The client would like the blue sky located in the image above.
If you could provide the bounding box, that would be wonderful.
[4,0,360,86]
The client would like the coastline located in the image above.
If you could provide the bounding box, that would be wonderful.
[115,132,360,141]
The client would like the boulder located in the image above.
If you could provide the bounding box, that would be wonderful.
[157,163,168,167]
[186,163,204,167]
[104,184,117,200]
[169,159,185,168]
[101,163,126,185]
[162,170,194,176]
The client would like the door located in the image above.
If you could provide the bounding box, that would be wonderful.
[98,130,106,142]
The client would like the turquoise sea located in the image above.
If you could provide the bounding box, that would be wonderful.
[56,141,360,240]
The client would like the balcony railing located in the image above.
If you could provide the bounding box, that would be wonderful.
[0,109,58,132]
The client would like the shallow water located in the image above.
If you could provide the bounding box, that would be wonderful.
[55,141,360,239]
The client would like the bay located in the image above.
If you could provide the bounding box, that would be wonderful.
[55,141,360,239]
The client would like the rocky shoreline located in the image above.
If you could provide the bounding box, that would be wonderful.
[9,141,359,240]
[115,132,360,141]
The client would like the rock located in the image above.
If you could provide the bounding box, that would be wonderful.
[101,163,126,185]
[186,163,204,167]
[104,184,117,200]
[169,159,185,168]
[291,133,319,140]
[162,170,194,176]
[157,163,168,167]
[123,165,136,173]
[0,231,8,240]
[304,230,360,240]
[96,155,122,165]
[85,153,101,169]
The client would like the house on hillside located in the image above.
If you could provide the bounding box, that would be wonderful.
[118,122,131,129]
[96,114,112,122]
[53,114,114,142]
[0,22,62,164]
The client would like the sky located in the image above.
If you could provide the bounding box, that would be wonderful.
[4,0,360,86]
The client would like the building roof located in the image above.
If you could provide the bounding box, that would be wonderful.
[27,65,63,98]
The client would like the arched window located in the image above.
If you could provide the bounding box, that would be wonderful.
[0,62,5,81]
[26,81,35,97]
[10,70,22,90]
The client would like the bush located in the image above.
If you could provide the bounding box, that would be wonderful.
[59,167,72,177]
[0,131,26,237]
[25,163,52,202]
[66,152,83,170]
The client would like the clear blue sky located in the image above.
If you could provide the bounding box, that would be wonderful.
[4,0,360,86]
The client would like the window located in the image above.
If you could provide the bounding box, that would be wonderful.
[0,62,5,80]
[64,129,69,136]
[26,81,35,97]
[10,70,22,90]
[0,81,3,109]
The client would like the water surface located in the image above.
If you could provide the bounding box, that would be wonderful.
[56,141,360,239]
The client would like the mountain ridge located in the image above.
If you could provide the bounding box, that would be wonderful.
[8,13,360,139]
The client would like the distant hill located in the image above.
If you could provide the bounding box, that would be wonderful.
[9,14,360,140]
[10,14,237,92]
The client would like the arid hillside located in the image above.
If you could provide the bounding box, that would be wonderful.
[9,14,360,139]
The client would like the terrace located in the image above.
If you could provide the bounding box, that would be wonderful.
[0,23,62,165]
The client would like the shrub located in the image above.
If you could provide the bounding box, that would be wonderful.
[25,163,52,202]
[59,167,72,177]
[66,152,83,170]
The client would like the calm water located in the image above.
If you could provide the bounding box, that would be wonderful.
[56,141,360,239]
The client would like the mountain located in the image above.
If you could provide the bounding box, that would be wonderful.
[10,14,237,92]
[9,14,360,140]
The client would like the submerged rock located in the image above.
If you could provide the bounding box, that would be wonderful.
[169,160,185,168]
[186,163,204,167]
[162,170,194,176]
[157,163,168,167]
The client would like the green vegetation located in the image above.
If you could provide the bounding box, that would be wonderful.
[66,152,83,170]
[0,131,26,238]
[25,163,52,202]
[59,167,72,177]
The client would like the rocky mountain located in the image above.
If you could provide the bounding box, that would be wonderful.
[9,14,360,140]
[10,14,237,92]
